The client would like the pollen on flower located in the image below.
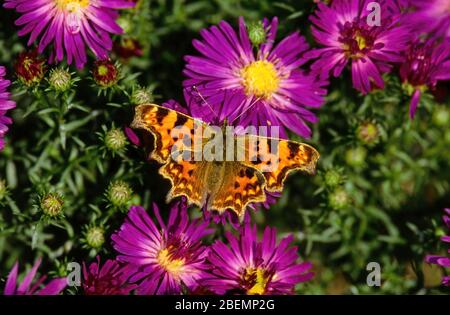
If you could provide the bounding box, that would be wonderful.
[243,267,270,295]
[157,248,185,277]
[56,0,90,10]
[355,33,367,50]
[340,22,377,59]
[240,60,280,99]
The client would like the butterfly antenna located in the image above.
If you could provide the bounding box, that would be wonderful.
[192,86,219,120]
[230,97,261,125]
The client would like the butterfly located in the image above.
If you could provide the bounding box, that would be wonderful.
[131,103,320,220]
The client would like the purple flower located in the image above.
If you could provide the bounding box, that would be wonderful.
[3,258,67,295]
[111,202,213,294]
[0,66,16,151]
[308,0,410,94]
[203,191,280,228]
[399,39,450,119]
[425,208,450,286]
[403,0,450,38]
[82,256,137,295]
[183,17,327,139]
[4,0,135,69]
[203,222,314,295]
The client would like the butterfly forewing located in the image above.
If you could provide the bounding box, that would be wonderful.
[240,135,320,192]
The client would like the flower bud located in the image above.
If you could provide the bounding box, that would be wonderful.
[328,188,350,210]
[356,121,379,146]
[106,180,132,209]
[14,50,46,87]
[40,193,64,217]
[345,147,367,168]
[85,226,105,249]
[248,21,266,46]
[323,169,343,188]
[113,38,143,61]
[48,68,72,92]
[130,86,153,105]
[92,59,119,88]
[432,106,450,127]
[104,128,127,152]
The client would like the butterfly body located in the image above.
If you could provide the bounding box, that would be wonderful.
[131,103,319,219]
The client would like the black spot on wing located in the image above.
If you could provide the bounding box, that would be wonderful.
[288,142,300,159]
[245,168,255,179]
[156,107,169,124]
[175,114,188,127]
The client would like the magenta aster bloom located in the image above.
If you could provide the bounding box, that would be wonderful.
[4,0,135,69]
[0,66,16,151]
[308,0,410,94]
[183,17,327,138]
[203,223,314,295]
[3,258,67,295]
[82,256,137,295]
[111,203,213,294]
[201,191,280,229]
[399,39,450,118]
[425,208,450,286]
[404,0,450,38]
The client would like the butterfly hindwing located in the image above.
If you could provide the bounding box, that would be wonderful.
[209,163,266,218]
[159,153,208,207]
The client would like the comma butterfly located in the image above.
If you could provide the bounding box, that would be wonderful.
[131,103,319,220]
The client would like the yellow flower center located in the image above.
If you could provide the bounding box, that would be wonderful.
[157,248,185,277]
[244,267,270,295]
[97,65,109,76]
[56,0,89,12]
[240,60,280,99]
[355,33,366,50]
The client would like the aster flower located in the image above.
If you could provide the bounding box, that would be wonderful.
[0,66,16,151]
[183,17,327,138]
[403,0,450,38]
[111,202,213,294]
[4,0,136,69]
[399,39,450,118]
[92,59,119,88]
[425,208,450,286]
[113,37,143,61]
[202,191,281,229]
[14,50,46,87]
[3,258,67,295]
[203,222,314,295]
[308,0,410,94]
[82,256,137,294]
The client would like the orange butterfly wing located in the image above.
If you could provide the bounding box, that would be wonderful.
[240,135,320,192]
[131,104,205,163]
[131,104,319,219]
